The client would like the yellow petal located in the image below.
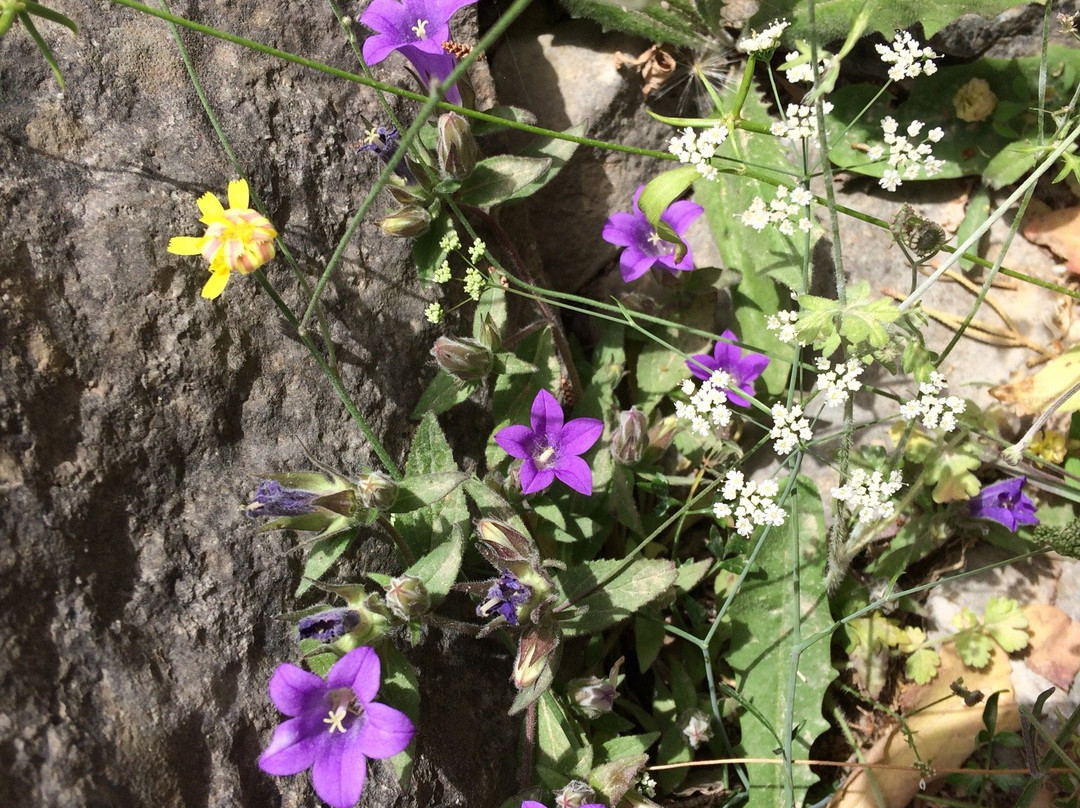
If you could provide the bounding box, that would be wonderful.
[197,191,226,223]
[201,268,230,300]
[167,236,206,255]
[227,178,250,210]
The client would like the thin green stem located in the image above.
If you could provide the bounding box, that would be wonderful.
[0,4,18,38]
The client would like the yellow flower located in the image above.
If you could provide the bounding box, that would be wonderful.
[168,179,278,299]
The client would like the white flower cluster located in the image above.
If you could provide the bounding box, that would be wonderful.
[740,184,813,236]
[424,302,443,323]
[770,101,833,140]
[898,371,966,432]
[875,31,939,82]
[468,238,486,263]
[870,117,945,192]
[814,356,865,407]
[439,230,461,252]
[675,371,734,436]
[831,468,904,523]
[713,470,787,537]
[784,54,836,85]
[766,310,800,343]
[668,125,729,181]
[463,267,485,300]
[770,402,813,455]
[737,18,790,54]
[434,260,452,283]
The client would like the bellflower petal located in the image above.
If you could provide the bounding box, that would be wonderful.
[496,424,537,459]
[554,455,594,496]
[258,715,325,775]
[969,476,1039,531]
[495,390,603,496]
[269,663,328,716]
[686,329,769,407]
[327,645,381,703]
[602,184,703,282]
[311,735,368,808]
[356,701,417,758]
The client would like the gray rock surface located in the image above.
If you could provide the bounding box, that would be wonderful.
[0,1,516,806]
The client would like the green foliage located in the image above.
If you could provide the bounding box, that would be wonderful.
[455,155,552,207]
[795,280,900,359]
[558,0,719,50]
[952,596,1029,668]
[557,558,679,636]
[0,0,78,88]
[726,476,833,808]
[749,0,1040,44]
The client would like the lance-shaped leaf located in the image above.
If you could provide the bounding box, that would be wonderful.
[455,155,552,207]
[556,558,678,637]
[390,471,468,513]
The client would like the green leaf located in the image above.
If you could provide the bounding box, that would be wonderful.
[638,166,700,262]
[599,733,661,761]
[635,609,666,672]
[983,140,1042,188]
[983,596,1029,653]
[726,476,833,808]
[559,0,715,49]
[905,647,941,685]
[796,280,900,359]
[395,413,469,558]
[512,122,588,200]
[675,558,712,592]
[537,691,592,775]
[955,184,990,271]
[404,527,464,603]
[749,0,1039,42]
[588,752,650,807]
[378,643,420,787]
[411,213,454,283]
[471,105,537,137]
[411,371,477,418]
[295,528,356,596]
[391,471,468,513]
[955,630,993,669]
[557,558,678,637]
[455,155,552,207]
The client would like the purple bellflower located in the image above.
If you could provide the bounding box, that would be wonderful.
[968,476,1039,531]
[601,185,704,282]
[247,480,318,517]
[477,571,533,626]
[495,389,604,496]
[360,0,477,104]
[686,329,770,407]
[259,646,414,808]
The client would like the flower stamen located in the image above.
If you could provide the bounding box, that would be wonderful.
[411,18,428,38]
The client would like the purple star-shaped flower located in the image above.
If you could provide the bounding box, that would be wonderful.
[495,389,604,496]
[601,185,704,282]
[685,329,769,407]
[259,647,414,808]
[968,476,1039,532]
[360,0,476,104]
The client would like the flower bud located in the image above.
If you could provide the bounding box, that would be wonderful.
[554,780,596,808]
[431,336,493,382]
[647,415,679,456]
[378,205,431,238]
[610,407,647,466]
[247,480,318,517]
[355,471,398,511]
[385,574,431,620]
[477,571,533,626]
[436,112,480,180]
[512,622,559,690]
[476,519,535,566]
[567,656,623,719]
[953,78,997,122]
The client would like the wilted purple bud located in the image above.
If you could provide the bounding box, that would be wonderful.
[554,780,597,808]
[386,574,431,620]
[355,471,398,511]
[378,205,431,238]
[358,124,415,183]
[610,407,647,466]
[436,112,480,180]
[246,480,318,517]
[431,336,493,382]
[477,571,532,626]
[297,608,361,642]
[568,656,623,719]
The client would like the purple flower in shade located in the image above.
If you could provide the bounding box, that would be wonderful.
[968,476,1039,531]
[477,571,533,626]
[247,480,318,517]
[360,0,477,104]
[259,648,413,808]
[685,329,769,407]
[495,389,604,496]
[601,185,704,282]
[523,802,606,808]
